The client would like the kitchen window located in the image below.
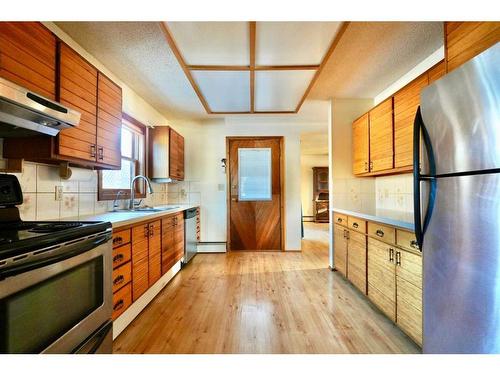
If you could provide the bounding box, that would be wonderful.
[98,115,146,201]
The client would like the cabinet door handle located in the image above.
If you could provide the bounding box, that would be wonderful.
[376,229,384,237]
[113,275,124,286]
[364,162,368,171]
[113,253,124,264]
[389,248,394,262]
[90,144,96,158]
[144,225,149,238]
[113,299,124,311]
[337,217,342,223]
[410,240,419,249]
[369,161,373,171]
[353,222,359,228]
[113,237,123,246]
[149,224,154,237]
[396,251,401,266]
[98,147,104,160]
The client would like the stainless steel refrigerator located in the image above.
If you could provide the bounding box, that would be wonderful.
[414,43,500,353]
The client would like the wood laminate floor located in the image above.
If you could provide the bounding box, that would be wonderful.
[113,223,420,354]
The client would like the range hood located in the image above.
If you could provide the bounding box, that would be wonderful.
[0,77,80,137]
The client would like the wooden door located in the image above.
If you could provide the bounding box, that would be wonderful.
[352,113,369,175]
[0,22,56,100]
[148,220,161,286]
[58,43,98,162]
[394,74,428,168]
[369,98,394,172]
[169,128,184,180]
[333,224,348,277]
[367,237,396,321]
[228,137,282,251]
[347,230,367,294]
[97,72,122,169]
[445,22,500,72]
[396,250,423,345]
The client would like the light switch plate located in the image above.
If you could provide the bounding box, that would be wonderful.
[55,186,63,201]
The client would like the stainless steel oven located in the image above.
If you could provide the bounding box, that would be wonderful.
[0,230,113,353]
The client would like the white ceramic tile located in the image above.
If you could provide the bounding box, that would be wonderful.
[166,192,179,204]
[167,182,179,193]
[77,170,98,193]
[188,181,201,193]
[95,196,108,214]
[178,188,189,204]
[60,193,79,218]
[10,162,37,192]
[36,193,60,220]
[78,193,95,217]
[37,164,60,193]
[154,192,167,206]
[18,193,36,221]
[188,192,201,206]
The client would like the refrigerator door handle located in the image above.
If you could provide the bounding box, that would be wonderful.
[413,106,437,250]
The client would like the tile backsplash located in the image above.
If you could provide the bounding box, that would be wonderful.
[375,174,413,212]
[332,177,376,212]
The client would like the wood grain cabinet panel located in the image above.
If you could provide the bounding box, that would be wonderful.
[112,261,132,293]
[427,60,446,84]
[333,213,347,227]
[113,229,131,248]
[367,222,396,245]
[394,74,428,168]
[97,72,122,169]
[57,43,98,163]
[169,128,185,180]
[347,230,367,294]
[112,243,131,269]
[367,237,396,321]
[161,213,184,274]
[445,22,500,72]
[333,224,348,277]
[352,113,370,175]
[369,98,394,172]
[132,255,149,301]
[0,22,56,100]
[347,216,366,234]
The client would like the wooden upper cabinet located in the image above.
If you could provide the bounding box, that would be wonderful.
[369,98,394,172]
[97,72,122,169]
[169,128,185,180]
[0,22,56,100]
[393,74,428,169]
[427,60,446,85]
[57,42,98,162]
[445,22,500,72]
[352,113,369,175]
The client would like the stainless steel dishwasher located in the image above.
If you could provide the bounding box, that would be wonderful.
[183,208,198,265]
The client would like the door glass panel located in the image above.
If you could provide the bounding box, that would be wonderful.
[238,148,272,201]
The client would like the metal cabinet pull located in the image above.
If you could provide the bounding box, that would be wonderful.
[144,224,149,238]
[389,248,394,262]
[113,300,124,311]
[369,161,373,171]
[113,254,124,264]
[353,222,359,228]
[410,240,419,249]
[346,230,350,240]
[113,275,124,286]
[364,162,368,171]
[149,224,154,237]
[90,144,96,158]
[98,147,104,161]
[337,217,342,223]
[113,237,123,246]
[396,251,401,266]
[376,229,384,237]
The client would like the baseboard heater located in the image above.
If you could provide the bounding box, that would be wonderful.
[197,241,227,253]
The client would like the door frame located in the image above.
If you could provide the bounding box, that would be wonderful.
[225,136,286,251]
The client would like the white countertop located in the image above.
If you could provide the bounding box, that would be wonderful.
[66,204,199,228]
[332,207,414,231]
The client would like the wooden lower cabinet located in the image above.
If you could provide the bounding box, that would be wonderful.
[367,237,396,321]
[112,283,132,321]
[347,230,367,294]
[333,224,348,277]
[161,212,184,274]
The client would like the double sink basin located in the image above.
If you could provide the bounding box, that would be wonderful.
[111,205,180,213]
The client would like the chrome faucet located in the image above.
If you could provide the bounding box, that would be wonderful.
[112,190,125,211]
[129,175,154,210]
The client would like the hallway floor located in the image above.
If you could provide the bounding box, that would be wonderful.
[113,222,420,353]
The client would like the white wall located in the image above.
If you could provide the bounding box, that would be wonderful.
[170,118,327,251]
[300,154,328,218]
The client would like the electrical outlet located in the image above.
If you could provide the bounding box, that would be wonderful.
[55,186,63,201]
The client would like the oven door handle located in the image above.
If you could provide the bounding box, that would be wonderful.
[0,235,110,280]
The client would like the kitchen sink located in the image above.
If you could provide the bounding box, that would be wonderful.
[110,206,180,213]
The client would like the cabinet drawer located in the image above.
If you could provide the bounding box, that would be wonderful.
[112,261,131,293]
[112,283,132,320]
[348,216,366,233]
[368,222,396,244]
[396,229,420,252]
[112,243,131,269]
[333,213,348,227]
[112,229,131,248]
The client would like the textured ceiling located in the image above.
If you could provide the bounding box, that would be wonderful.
[309,22,444,99]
